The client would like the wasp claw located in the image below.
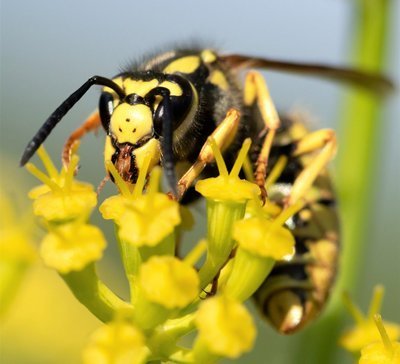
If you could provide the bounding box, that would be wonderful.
[259,184,267,205]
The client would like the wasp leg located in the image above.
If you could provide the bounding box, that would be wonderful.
[62,111,101,168]
[287,129,337,206]
[244,71,280,203]
[205,273,220,298]
[175,109,240,200]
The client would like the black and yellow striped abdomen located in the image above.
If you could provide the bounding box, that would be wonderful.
[252,116,340,334]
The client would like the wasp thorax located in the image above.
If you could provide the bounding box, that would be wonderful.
[110,103,153,145]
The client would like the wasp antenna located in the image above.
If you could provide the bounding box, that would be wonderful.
[20,76,125,166]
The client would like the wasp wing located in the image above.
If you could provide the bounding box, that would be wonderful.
[220,54,394,94]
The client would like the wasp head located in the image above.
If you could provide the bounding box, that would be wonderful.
[100,72,194,189]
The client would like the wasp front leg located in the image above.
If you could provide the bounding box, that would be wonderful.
[175,108,240,200]
[286,129,337,206]
[62,111,101,168]
[244,71,280,203]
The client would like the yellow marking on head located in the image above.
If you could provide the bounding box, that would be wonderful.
[158,80,182,96]
[209,70,229,91]
[201,49,217,63]
[163,56,200,74]
[123,79,159,96]
[104,136,116,166]
[133,138,161,175]
[110,104,153,144]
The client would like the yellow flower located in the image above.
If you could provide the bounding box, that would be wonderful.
[101,193,180,248]
[26,147,97,223]
[139,256,199,309]
[360,342,400,364]
[30,182,97,222]
[233,216,295,260]
[196,175,258,202]
[98,195,127,221]
[359,315,400,364]
[340,286,400,353]
[341,321,400,354]
[195,295,256,359]
[100,163,181,247]
[195,138,259,202]
[40,223,106,274]
[221,217,294,302]
[83,321,148,364]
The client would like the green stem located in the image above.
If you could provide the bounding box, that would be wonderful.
[198,199,246,288]
[335,0,390,299]
[117,229,175,306]
[293,0,391,362]
[222,249,275,302]
[61,263,132,322]
[149,313,196,360]
[117,233,142,306]
[198,255,220,290]
[160,313,197,339]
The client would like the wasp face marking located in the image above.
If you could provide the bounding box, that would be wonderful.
[109,103,154,145]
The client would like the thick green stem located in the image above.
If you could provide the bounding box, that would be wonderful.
[61,263,132,322]
[293,1,392,363]
[148,313,196,360]
[198,199,246,288]
[335,0,390,302]
[117,234,142,306]
[117,228,175,306]
[222,249,275,302]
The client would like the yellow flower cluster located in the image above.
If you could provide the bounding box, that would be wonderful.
[24,138,308,363]
[195,295,256,359]
[26,147,105,273]
[139,256,199,309]
[100,192,180,248]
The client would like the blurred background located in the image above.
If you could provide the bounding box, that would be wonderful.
[1,0,399,363]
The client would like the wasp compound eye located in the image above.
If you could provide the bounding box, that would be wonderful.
[99,92,114,130]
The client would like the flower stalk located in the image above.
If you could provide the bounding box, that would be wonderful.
[62,263,132,322]
[196,138,259,288]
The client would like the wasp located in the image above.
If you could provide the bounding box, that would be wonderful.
[20,47,392,334]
